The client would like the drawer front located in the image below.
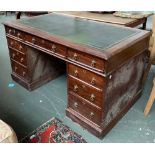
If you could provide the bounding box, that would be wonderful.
[68,93,102,125]
[9,49,27,66]
[7,38,27,54]
[5,26,16,36]
[11,60,28,79]
[68,76,103,108]
[67,49,105,72]
[25,33,67,57]
[68,63,105,89]
[25,33,51,49]
[5,26,25,40]
[54,43,67,58]
[14,30,25,40]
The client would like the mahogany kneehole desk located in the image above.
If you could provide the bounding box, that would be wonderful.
[3,13,150,138]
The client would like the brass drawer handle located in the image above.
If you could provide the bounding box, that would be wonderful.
[91,77,96,85]
[9,29,12,34]
[73,85,78,92]
[22,71,26,76]
[12,53,15,58]
[74,102,78,108]
[51,44,56,52]
[19,45,23,50]
[91,60,96,67]
[10,41,14,46]
[73,53,78,60]
[90,112,94,118]
[42,40,45,44]
[90,94,95,101]
[14,66,18,71]
[74,70,78,77]
[32,37,36,44]
[17,32,21,38]
[20,57,24,62]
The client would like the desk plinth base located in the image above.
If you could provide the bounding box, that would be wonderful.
[66,90,142,138]
[11,72,62,91]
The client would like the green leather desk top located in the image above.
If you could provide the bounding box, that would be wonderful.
[17,13,139,51]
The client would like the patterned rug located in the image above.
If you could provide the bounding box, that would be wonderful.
[20,117,86,143]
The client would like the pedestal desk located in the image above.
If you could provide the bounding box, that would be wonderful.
[3,13,150,138]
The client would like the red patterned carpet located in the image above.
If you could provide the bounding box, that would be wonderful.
[20,117,86,143]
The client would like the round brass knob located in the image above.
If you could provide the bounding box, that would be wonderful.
[90,112,94,118]
[74,70,78,77]
[73,53,78,60]
[20,58,24,62]
[17,33,21,38]
[73,85,78,92]
[32,38,35,44]
[19,45,23,50]
[15,66,18,71]
[91,60,96,67]
[10,41,14,46]
[91,77,96,85]
[90,94,95,101]
[51,44,56,52]
[23,71,26,76]
[12,53,15,58]
[9,29,12,34]
[42,40,45,44]
[74,102,78,108]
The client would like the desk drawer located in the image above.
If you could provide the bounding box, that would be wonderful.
[9,49,27,66]
[11,60,28,79]
[7,38,27,54]
[67,49,105,72]
[68,63,105,89]
[25,34,67,57]
[5,26,25,40]
[68,93,102,125]
[14,30,25,40]
[25,34,51,49]
[68,76,103,108]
